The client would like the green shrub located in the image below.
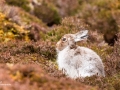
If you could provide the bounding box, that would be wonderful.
[34,1,61,26]
[0,12,29,42]
[77,0,120,45]
[45,16,89,41]
[6,0,30,12]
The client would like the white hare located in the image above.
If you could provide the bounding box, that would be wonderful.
[56,30,105,79]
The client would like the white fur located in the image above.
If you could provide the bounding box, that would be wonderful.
[57,46,105,79]
[56,30,105,79]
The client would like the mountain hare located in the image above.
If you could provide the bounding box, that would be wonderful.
[56,30,105,79]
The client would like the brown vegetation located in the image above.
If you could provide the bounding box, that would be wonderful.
[0,0,120,90]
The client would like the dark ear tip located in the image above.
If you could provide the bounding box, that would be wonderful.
[82,30,88,32]
[79,30,88,34]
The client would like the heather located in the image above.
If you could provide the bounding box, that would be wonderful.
[0,0,120,90]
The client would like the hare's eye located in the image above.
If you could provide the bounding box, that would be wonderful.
[62,37,66,41]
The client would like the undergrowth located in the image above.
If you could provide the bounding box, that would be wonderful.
[0,0,120,90]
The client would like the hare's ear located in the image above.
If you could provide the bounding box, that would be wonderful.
[74,30,88,42]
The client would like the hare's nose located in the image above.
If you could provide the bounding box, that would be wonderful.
[56,41,60,48]
[56,42,58,47]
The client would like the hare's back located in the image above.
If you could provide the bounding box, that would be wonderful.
[78,47,102,62]
[77,47,104,76]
